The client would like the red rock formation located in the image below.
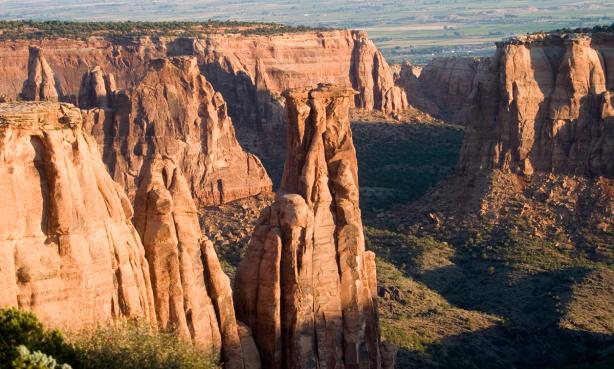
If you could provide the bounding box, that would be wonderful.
[20,47,60,102]
[199,30,407,166]
[0,32,406,175]
[234,84,384,369]
[81,57,272,206]
[0,32,406,114]
[0,101,155,330]
[459,32,614,178]
[133,156,259,368]
[78,66,116,109]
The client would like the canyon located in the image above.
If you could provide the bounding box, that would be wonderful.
[0,100,256,368]
[0,26,396,367]
[1,20,614,369]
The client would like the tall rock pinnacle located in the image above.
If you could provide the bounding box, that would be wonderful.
[21,47,60,102]
[234,84,385,369]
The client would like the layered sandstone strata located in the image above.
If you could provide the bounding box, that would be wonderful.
[234,84,384,369]
[458,32,614,178]
[133,156,259,368]
[198,30,407,165]
[0,31,406,173]
[81,56,272,206]
[0,101,155,330]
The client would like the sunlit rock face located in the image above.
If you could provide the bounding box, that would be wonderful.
[80,56,272,206]
[133,156,260,368]
[234,84,387,369]
[20,46,60,102]
[0,32,406,176]
[458,32,614,178]
[0,101,155,330]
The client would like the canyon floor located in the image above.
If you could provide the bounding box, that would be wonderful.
[202,110,614,369]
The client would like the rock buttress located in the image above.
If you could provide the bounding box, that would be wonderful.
[0,101,155,330]
[458,33,614,178]
[133,156,260,368]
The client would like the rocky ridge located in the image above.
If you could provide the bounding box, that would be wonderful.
[78,56,272,206]
[134,155,258,368]
[0,30,407,178]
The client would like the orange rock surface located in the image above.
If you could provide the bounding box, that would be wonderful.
[234,84,384,369]
[0,101,155,330]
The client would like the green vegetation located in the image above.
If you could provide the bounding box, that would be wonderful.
[0,308,219,369]
[71,323,219,369]
[12,346,71,369]
[351,117,463,216]
[0,20,331,41]
[547,22,614,34]
[0,308,74,369]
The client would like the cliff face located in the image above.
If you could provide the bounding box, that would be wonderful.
[459,33,614,178]
[396,58,478,124]
[0,31,406,176]
[0,37,165,103]
[0,101,261,367]
[198,30,407,167]
[234,85,386,369]
[133,156,259,368]
[0,101,155,330]
[81,56,272,206]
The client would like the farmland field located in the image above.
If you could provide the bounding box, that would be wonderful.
[1,0,613,63]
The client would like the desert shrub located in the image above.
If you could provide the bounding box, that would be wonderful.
[70,322,220,369]
[0,309,220,369]
[12,346,71,369]
[0,308,74,369]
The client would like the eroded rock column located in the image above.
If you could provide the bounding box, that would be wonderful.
[235,84,383,369]
[20,47,60,102]
[133,155,259,369]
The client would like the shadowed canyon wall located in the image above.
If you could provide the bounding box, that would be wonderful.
[395,57,478,124]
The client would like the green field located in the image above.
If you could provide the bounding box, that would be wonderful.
[1,1,613,63]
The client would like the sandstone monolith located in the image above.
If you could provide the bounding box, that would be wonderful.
[235,84,384,369]
[20,46,59,101]
[134,155,260,368]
